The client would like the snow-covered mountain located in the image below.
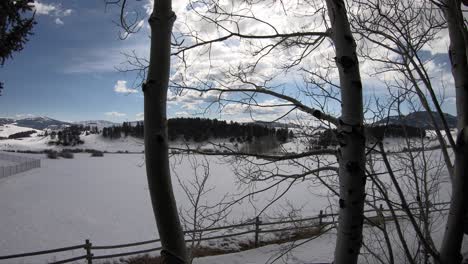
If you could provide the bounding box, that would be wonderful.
[0,118,15,126]
[0,117,120,131]
[14,116,71,130]
[0,116,70,130]
[375,111,457,129]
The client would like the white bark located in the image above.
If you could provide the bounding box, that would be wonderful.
[144,0,188,262]
[439,0,468,263]
[325,1,366,263]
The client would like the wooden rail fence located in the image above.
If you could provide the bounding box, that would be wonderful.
[0,203,450,264]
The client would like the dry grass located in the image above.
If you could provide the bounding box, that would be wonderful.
[110,226,326,264]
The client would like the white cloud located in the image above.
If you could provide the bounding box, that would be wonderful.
[140,0,456,120]
[105,111,127,117]
[33,1,57,15]
[33,1,73,23]
[114,80,138,94]
[174,111,190,117]
[136,112,144,120]
[55,18,64,25]
[62,9,73,16]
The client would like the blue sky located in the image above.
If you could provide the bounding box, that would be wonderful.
[0,0,458,123]
[1,0,152,122]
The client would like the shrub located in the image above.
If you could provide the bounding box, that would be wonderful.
[91,150,104,157]
[47,151,59,159]
[17,150,43,154]
[241,136,280,154]
[62,148,83,153]
[60,151,74,159]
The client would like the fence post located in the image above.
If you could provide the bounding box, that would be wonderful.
[85,239,93,264]
[319,210,323,225]
[254,216,261,248]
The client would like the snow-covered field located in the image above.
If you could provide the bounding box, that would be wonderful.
[0,149,457,264]
[0,152,333,264]
[0,125,461,264]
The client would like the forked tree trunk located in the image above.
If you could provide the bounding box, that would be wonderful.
[439,0,468,263]
[144,1,188,263]
[325,1,366,264]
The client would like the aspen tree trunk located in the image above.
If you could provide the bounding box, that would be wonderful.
[144,0,188,262]
[325,1,366,263]
[439,0,468,263]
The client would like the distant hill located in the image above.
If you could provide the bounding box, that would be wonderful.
[15,117,71,130]
[0,118,15,125]
[74,120,118,129]
[376,111,457,129]
[0,117,119,130]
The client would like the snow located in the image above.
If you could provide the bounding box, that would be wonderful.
[0,153,333,264]
[0,127,249,153]
[0,124,41,138]
[0,130,461,264]
[0,133,144,152]
[194,234,335,264]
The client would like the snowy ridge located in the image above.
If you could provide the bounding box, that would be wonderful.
[0,124,42,138]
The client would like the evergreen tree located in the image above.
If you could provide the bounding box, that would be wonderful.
[0,0,36,66]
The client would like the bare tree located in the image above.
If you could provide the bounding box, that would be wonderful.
[113,1,463,263]
[171,1,368,262]
[118,0,368,262]
[109,0,189,262]
[438,0,468,263]
[143,0,189,262]
[350,0,455,179]
[347,1,468,261]
[324,1,366,263]
[172,155,229,263]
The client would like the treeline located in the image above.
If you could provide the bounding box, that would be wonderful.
[48,125,84,146]
[316,125,426,148]
[8,130,36,139]
[101,118,293,142]
[366,125,426,140]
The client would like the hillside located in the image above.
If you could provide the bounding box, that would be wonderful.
[0,117,70,130]
[0,118,15,126]
[376,111,457,129]
[15,117,70,130]
[0,124,41,139]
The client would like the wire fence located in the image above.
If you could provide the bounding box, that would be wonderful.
[0,152,41,178]
[0,202,450,264]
